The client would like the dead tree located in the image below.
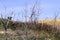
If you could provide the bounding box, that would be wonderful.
[5,17,12,40]
[53,12,58,33]
[24,2,28,40]
[30,0,40,29]
[0,16,12,40]
[0,11,13,40]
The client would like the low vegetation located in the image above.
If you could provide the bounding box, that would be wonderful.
[0,18,60,40]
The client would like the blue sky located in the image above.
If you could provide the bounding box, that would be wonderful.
[0,0,60,21]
